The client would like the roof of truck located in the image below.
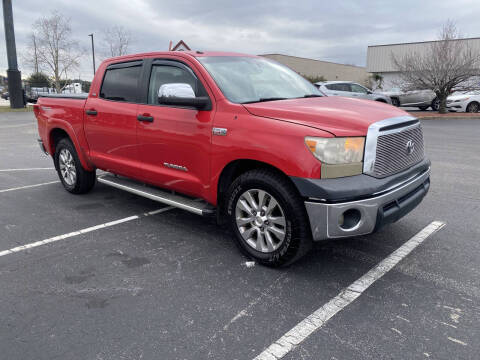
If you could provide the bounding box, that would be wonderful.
[105,51,257,63]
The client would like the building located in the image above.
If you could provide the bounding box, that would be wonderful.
[261,54,369,85]
[367,37,480,90]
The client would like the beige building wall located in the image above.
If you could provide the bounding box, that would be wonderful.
[367,38,480,73]
[261,54,369,85]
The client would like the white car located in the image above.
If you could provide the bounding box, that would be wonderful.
[447,91,480,113]
[315,81,392,104]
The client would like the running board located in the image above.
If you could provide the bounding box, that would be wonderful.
[97,173,215,216]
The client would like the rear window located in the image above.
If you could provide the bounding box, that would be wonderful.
[100,65,141,102]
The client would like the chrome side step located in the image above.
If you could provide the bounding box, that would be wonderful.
[97,173,215,216]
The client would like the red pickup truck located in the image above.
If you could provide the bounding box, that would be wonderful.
[34,51,430,266]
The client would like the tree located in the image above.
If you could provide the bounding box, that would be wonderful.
[102,26,132,58]
[301,74,327,83]
[26,72,50,88]
[28,12,83,93]
[392,21,480,113]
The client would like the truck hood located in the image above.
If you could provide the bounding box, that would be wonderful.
[242,97,410,136]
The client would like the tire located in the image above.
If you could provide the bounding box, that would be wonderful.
[391,98,400,107]
[54,138,96,194]
[431,98,440,111]
[225,169,312,267]
[418,106,429,111]
[466,102,479,113]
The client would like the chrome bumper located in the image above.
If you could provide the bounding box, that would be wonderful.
[305,168,430,241]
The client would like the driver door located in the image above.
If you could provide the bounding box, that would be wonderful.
[136,59,214,198]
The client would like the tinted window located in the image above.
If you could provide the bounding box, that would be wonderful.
[100,65,141,102]
[326,83,350,92]
[148,64,203,105]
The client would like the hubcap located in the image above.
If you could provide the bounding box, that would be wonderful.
[235,189,286,253]
[59,148,76,186]
[468,103,479,113]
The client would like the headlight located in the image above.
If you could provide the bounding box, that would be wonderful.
[454,97,470,102]
[305,137,365,164]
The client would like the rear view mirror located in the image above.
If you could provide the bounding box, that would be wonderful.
[158,83,210,110]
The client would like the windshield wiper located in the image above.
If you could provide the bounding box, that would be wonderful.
[241,97,288,104]
[301,94,323,98]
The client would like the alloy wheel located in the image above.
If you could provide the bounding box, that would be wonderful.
[235,189,287,253]
[59,148,76,186]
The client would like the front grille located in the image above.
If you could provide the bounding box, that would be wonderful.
[373,125,424,178]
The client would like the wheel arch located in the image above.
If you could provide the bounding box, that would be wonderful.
[215,159,301,223]
[48,126,93,171]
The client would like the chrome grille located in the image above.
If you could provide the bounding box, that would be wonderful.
[373,125,424,178]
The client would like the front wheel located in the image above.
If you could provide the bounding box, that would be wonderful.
[466,102,479,113]
[226,169,312,267]
[431,97,440,111]
[54,138,96,194]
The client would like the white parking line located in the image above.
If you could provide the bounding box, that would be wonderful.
[0,168,54,172]
[0,207,174,258]
[0,180,60,193]
[254,221,446,360]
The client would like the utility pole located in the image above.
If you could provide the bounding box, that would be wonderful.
[88,33,95,75]
[2,0,24,108]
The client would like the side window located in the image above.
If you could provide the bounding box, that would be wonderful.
[351,84,368,94]
[325,84,337,91]
[148,64,205,105]
[100,65,141,102]
[337,83,351,92]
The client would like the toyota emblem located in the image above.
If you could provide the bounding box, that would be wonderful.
[406,140,415,155]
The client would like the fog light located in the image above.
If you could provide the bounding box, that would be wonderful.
[339,209,361,230]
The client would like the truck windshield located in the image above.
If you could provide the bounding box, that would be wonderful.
[198,56,322,104]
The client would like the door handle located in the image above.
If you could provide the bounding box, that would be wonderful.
[85,109,97,116]
[137,114,154,122]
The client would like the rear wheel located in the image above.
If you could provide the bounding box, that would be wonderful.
[391,97,400,107]
[54,138,96,194]
[226,169,312,267]
[431,97,440,111]
[466,102,479,113]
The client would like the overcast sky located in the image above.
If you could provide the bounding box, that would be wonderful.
[1,0,480,80]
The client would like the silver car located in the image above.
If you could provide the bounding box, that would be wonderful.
[379,88,439,111]
[315,81,392,104]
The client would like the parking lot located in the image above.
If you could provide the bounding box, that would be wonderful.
[0,111,479,359]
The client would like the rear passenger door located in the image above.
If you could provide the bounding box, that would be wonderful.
[84,60,143,178]
[136,59,214,199]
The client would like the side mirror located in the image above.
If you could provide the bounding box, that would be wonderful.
[158,83,210,110]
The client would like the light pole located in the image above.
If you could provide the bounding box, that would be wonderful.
[2,0,24,108]
[88,33,95,75]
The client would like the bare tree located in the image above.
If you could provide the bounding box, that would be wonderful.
[28,12,83,92]
[102,26,132,58]
[392,21,480,113]
[22,33,41,73]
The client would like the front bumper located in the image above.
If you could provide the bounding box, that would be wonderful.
[446,102,466,112]
[299,166,430,241]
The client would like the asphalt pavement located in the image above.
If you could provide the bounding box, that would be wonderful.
[0,112,479,360]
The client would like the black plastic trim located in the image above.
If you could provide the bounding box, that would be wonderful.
[290,158,431,203]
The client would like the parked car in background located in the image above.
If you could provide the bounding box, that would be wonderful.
[446,91,480,113]
[1,92,9,100]
[315,81,392,104]
[380,88,439,111]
